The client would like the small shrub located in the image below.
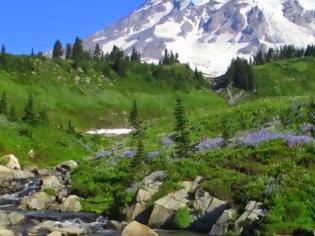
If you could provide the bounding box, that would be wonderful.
[174,207,191,229]
[43,187,56,196]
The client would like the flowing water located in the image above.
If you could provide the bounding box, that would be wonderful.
[0,176,206,235]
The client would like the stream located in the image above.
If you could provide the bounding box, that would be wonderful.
[0,176,206,235]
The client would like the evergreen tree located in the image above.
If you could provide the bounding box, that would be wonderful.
[8,106,17,122]
[52,40,63,59]
[173,98,190,158]
[130,47,141,62]
[1,45,6,55]
[129,100,138,128]
[22,94,36,124]
[0,91,7,115]
[93,43,102,59]
[72,37,84,61]
[30,48,35,57]
[65,43,72,59]
[110,46,128,76]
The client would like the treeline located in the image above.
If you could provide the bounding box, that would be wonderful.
[252,44,315,65]
[0,38,206,90]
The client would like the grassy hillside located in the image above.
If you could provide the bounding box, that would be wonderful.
[253,57,315,97]
[0,57,227,128]
[0,55,227,165]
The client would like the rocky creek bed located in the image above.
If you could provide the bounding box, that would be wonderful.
[0,154,266,235]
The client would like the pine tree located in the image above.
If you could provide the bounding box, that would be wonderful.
[30,48,35,57]
[131,47,140,62]
[65,43,72,59]
[72,37,84,61]
[52,40,63,59]
[129,100,138,127]
[1,45,6,55]
[22,94,36,124]
[173,98,190,158]
[8,106,17,122]
[0,91,7,115]
[93,43,102,59]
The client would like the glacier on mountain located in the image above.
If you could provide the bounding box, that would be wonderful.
[84,0,315,76]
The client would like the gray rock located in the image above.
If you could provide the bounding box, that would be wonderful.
[59,195,82,212]
[122,221,158,236]
[20,191,56,210]
[0,228,15,236]
[191,189,230,231]
[209,209,236,236]
[234,201,267,235]
[0,213,10,227]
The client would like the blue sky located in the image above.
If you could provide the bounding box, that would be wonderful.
[0,0,145,54]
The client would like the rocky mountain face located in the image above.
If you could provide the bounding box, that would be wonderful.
[84,0,315,76]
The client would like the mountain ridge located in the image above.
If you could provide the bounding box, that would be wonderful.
[84,0,315,76]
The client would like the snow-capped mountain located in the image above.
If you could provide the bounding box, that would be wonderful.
[84,0,315,76]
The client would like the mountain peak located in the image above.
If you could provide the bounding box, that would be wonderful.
[84,0,315,76]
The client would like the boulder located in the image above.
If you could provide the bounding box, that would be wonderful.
[234,201,267,235]
[209,209,236,236]
[0,213,10,227]
[30,221,87,236]
[48,232,62,236]
[20,191,56,210]
[41,175,63,192]
[127,171,167,222]
[12,169,34,179]
[8,212,25,225]
[106,220,123,231]
[0,165,13,182]
[59,195,82,212]
[191,189,230,231]
[58,160,78,170]
[148,181,192,228]
[0,228,15,236]
[122,221,158,236]
[1,154,21,169]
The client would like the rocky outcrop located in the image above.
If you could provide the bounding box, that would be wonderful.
[59,195,82,212]
[126,171,167,222]
[148,180,198,228]
[57,160,78,171]
[191,189,230,231]
[234,201,267,235]
[122,221,158,236]
[0,228,15,236]
[1,154,21,169]
[29,220,87,236]
[0,212,25,227]
[20,191,56,210]
[209,209,236,236]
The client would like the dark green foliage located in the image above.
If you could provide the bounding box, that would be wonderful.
[174,207,192,229]
[65,43,72,59]
[0,91,7,115]
[22,94,36,124]
[110,46,129,76]
[226,57,254,91]
[161,49,179,65]
[93,43,102,59]
[52,40,63,59]
[173,98,190,158]
[129,100,138,128]
[130,47,141,63]
[72,37,85,62]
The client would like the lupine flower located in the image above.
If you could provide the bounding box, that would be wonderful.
[196,138,224,152]
[161,136,174,148]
